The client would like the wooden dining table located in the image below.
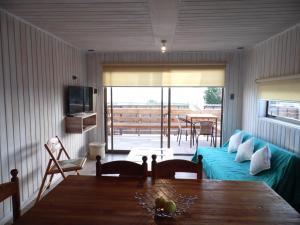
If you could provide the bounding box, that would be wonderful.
[186,113,218,147]
[15,175,300,225]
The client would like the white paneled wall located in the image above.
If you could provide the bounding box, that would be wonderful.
[87,51,244,145]
[0,9,88,223]
[242,23,300,153]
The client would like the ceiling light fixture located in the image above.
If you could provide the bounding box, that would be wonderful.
[161,40,167,53]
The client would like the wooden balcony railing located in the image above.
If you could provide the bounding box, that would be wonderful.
[107,107,221,135]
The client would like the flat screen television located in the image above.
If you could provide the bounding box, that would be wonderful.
[67,86,93,115]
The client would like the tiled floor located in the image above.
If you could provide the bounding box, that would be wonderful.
[108,134,220,154]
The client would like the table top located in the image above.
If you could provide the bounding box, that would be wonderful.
[186,113,218,119]
[16,176,300,225]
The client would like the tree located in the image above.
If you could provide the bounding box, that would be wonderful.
[203,88,222,104]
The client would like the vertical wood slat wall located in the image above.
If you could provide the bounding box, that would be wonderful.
[87,51,244,145]
[242,23,300,154]
[0,9,88,222]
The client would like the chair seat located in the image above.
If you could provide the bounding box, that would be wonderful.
[48,157,86,174]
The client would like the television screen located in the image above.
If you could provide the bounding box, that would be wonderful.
[67,86,94,115]
[84,87,93,112]
[68,86,84,115]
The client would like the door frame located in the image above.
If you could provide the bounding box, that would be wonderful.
[104,86,224,153]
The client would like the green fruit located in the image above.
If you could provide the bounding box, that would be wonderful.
[164,200,176,213]
[155,197,166,209]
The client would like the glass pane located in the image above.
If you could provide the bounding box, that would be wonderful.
[268,101,300,121]
[169,87,222,154]
[108,87,163,151]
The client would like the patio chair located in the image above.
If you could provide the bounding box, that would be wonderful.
[0,169,20,223]
[96,155,148,178]
[176,116,196,146]
[36,136,86,203]
[151,154,203,180]
[195,121,215,147]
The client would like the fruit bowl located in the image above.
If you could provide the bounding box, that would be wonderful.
[154,208,174,219]
[134,189,198,219]
[153,197,177,218]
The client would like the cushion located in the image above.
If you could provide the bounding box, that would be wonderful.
[250,145,271,175]
[49,157,87,173]
[235,138,254,163]
[223,129,252,148]
[228,131,243,153]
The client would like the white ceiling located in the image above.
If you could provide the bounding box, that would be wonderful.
[0,0,300,52]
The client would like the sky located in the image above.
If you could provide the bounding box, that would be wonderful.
[108,87,207,109]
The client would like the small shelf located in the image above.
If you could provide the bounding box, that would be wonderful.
[65,113,97,133]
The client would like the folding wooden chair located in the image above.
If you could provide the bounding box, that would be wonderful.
[36,136,86,203]
[151,154,203,181]
[96,155,148,179]
[0,169,20,223]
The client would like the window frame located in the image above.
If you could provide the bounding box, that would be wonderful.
[266,100,300,126]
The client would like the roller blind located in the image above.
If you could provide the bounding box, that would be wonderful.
[257,77,300,101]
[103,65,225,87]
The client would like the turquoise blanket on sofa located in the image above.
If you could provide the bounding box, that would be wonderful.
[192,130,300,211]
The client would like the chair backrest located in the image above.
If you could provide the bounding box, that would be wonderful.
[176,116,183,129]
[45,137,61,153]
[176,116,189,129]
[44,136,71,161]
[197,121,214,135]
[0,169,21,222]
[151,155,203,180]
[96,155,148,178]
[45,136,70,157]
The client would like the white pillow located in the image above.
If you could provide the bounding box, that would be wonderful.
[235,138,254,162]
[250,145,272,175]
[228,132,243,153]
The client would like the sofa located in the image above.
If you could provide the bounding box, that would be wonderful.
[192,130,300,211]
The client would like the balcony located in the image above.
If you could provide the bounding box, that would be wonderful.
[107,105,221,154]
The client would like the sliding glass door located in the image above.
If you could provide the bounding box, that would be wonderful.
[105,86,223,153]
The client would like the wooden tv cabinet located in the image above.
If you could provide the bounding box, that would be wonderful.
[65,113,97,133]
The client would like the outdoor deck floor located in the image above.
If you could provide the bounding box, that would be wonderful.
[108,134,220,154]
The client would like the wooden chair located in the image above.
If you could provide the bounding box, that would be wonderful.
[151,154,203,180]
[96,155,148,178]
[195,121,215,147]
[36,136,87,203]
[0,169,21,223]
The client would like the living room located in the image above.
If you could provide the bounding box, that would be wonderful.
[0,0,300,224]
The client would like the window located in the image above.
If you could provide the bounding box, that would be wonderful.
[267,101,300,124]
